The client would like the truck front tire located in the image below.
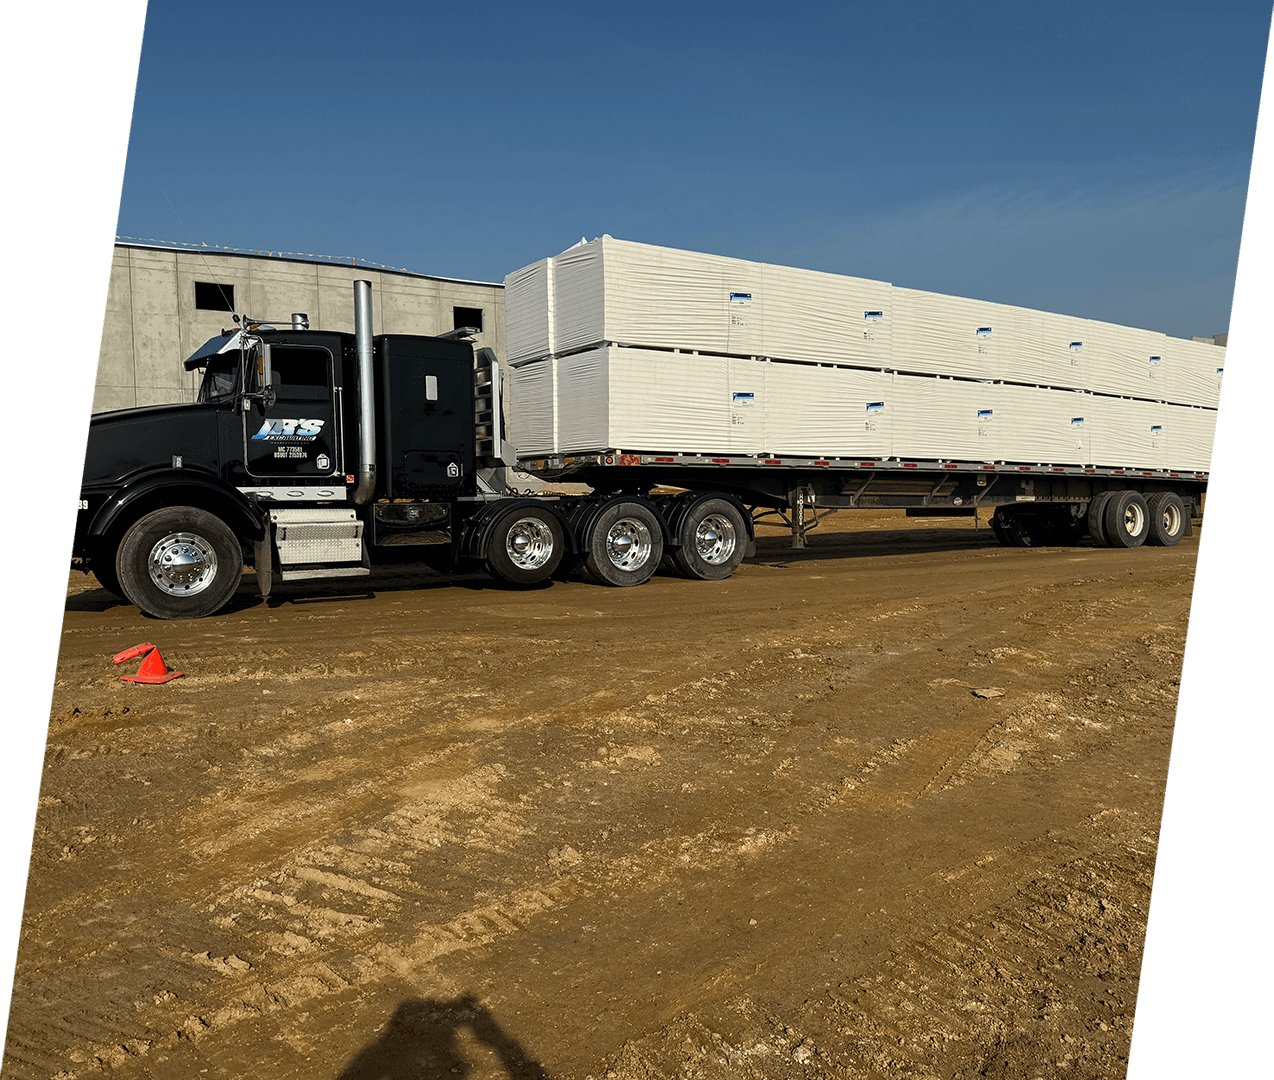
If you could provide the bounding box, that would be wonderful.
[116,506,244,619]
[90,552,123,598]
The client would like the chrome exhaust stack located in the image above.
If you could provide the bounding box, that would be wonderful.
[352,281,377,505]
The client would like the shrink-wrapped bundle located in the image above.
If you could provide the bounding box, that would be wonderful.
[505,259,554,364]
[1163,336,1224,409]
[889,288,1002,380]
[891,375,1000,462]
[764,362,893,458]
[1089,397,1170,471]
[998,384,1093,466]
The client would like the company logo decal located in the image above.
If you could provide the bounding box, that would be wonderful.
[252,418,326,442]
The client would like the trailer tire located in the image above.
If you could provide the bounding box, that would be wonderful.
[1087,491,1115,546]
[1145,492,1186,547]
[672,498,747,580]
[992,508,1034,546]
[583,500,664,587]
[116,506,244,619]
[1102,490,1150,549]
[485,507,565,585]
[989,511,1011,546]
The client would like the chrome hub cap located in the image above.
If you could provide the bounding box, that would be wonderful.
[605,518,653,570]
[148,532,217,597]
[505,517,554,571]
[694,514,737,565]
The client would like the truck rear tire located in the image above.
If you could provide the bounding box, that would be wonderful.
[1102,490,1149,548]
[116,506,244,619]
[1087,491,1115,546]
[485,507,565,585]
[583,500,664,587]
[1145,492,1186,547]
[672,498,747,580]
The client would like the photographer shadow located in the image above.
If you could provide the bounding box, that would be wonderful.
[337,995,553,1080]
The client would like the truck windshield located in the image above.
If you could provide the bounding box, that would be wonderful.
[197,358,241,403]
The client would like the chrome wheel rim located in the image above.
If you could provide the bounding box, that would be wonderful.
[605,518,653,571]
[695,514,737,565]
[505,517,555,571]
[148,532,217,597]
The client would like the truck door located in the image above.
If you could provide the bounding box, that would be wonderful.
[244,343,341,481]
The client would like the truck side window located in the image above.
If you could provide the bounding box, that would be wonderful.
[269,345,332,401]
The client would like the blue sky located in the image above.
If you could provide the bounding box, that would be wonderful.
[117,0,1269,339]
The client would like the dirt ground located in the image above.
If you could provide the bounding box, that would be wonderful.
[5,508,1197,1080]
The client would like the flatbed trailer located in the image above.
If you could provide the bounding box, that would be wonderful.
[518,449,1204,549]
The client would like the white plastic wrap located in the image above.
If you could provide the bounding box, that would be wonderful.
[891,375,1000,462]
[998,384,1093,466]
[1165,404,1217,472]
[764,362,893,459]
[504,258,554,365]
[1163,336,1224,409]
[890,288,1003,381]
[1089,397,1169,471]
[508,357,557,455]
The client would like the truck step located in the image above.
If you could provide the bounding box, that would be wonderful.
[277,566,372,582]
[270,508,364,566]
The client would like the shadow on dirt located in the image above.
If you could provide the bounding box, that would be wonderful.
[63,526,1044,618]
[336,995,553,1079]
[749,526,1015,564]
[62,566,555,618]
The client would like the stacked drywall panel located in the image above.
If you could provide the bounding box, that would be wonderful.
[998,384,1094,467]
[1163,336,1224,409]
[508,356,557,455]
[759,263,894,368]
[764,363,893,459]
[505,258,555,364]
[504,237,1223,471]
[542,237,897,366]
[890,289,1003,381]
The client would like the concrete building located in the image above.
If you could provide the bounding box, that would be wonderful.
[95,243,505,413]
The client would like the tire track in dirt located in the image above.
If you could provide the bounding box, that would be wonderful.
[10,531,1195,1079]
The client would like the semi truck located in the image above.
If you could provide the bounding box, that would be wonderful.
[71,280,1208,620]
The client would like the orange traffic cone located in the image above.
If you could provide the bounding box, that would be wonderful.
[112,642,154,665]
[120,647,183,684]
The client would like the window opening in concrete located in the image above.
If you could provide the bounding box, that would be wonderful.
[195,281,235,312]
[453,306,484,332]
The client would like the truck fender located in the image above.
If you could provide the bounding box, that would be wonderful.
[89,471,267,546]
[662,491,755,551]
[460,499,577,561]
[569,494,674,552]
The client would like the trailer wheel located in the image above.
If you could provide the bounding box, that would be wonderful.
[1102,490,1149,549]
[991,508,1034,546]
[583,500,664,587]
[1145,492,1186,547]
[485,507,565,585]
[116,506,244,619]
[989,510,1011,546]
[672,499,747,580]
[1086,491,1115,546]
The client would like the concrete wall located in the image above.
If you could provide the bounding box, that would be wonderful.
[94,244,505,413]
